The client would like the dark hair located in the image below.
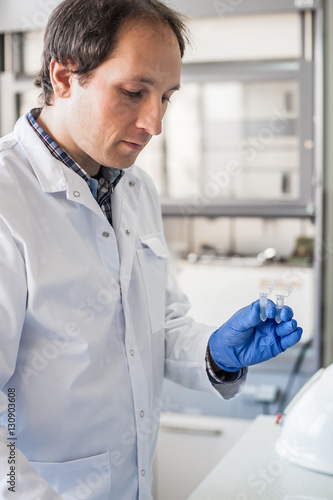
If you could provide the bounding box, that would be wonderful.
[35,0,189,106]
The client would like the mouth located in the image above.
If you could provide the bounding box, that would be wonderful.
[122,141,145,152]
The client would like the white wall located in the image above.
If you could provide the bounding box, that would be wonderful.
[0,0,61,33]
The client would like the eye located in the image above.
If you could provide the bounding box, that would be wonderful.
[124,90,142,99]
[162,96,171,103]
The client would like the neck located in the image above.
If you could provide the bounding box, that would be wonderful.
[37,106,101,176]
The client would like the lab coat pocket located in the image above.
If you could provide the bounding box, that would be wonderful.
[31,451,111,500]
[137,233,169,334]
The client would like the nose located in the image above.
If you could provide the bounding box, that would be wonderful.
[136,97,164,136]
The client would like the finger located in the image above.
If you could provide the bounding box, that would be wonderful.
[266,299,276,319]
[276,319,298,338]
[280,305,294,322]
[279,327,303,350]
[247,300,261,325]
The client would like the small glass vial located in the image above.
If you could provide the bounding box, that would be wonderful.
[275,295,285,323]
[259,292,268,321]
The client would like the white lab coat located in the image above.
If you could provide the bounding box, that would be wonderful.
[0,115,245,500]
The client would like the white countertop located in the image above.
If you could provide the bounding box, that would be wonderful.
[187,415,333,500]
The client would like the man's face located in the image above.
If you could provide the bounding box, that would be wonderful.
[62,21,182,172]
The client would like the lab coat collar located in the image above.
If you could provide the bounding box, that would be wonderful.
[14,114,69,194]
[14,115,107,218]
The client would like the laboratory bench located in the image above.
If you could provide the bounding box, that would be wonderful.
[187,415,333,500]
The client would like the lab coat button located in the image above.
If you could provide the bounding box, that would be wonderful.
[130,349,135,357]
[129,180,135,187]
[125,229,131,236]
[73,191,80,197]
[102,232,110,238]
[140,410,144,418]
[141,469,145,477]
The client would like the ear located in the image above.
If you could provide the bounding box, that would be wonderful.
[49,60,76,99]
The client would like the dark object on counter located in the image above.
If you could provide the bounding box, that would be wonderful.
[289,237,314,264]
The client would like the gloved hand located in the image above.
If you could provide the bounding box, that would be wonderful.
[208,299,303,372]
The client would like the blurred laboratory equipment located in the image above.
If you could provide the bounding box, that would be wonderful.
[276,363,333,476]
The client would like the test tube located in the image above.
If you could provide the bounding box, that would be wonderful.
[259,292,268,321]
[275,295,285,323]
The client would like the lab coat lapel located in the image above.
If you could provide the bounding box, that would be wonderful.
[63,168,109,223]
[112,169,141,300]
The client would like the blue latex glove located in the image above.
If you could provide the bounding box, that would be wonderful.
[209,299,303,372]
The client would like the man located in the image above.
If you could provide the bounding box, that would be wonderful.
[0,1,302,499]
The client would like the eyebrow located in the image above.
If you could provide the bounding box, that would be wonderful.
[129,76,181,92]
